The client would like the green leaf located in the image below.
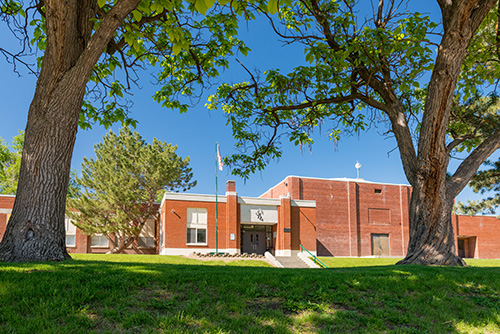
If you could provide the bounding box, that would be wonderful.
[194,0,208,15]
[205,0,216,10]
[267,0,279,15]
[172,43,182,55]
[132,10,143,22]
[97,0,106,8]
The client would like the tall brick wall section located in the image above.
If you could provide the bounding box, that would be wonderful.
[225,192,239,251]
[291,206,316,252]
[262,177,413,257]
[277,197,292,254]
[0,214,7,238]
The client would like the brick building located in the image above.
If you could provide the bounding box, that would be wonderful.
[0,194,159,255]
[0,176,499,258]
[261,176,500,259]
[159,180,316,256]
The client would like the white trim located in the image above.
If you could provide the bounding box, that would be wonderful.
[265,251,283,268]
[275,249,292,256]
[0,209,12,214]
[163,192,227,203]
[327,177,409,186]
[241,221,277,225]
[225,191,237,196]
[296,249,316,256]
[291,200,316,208]
[186,243,207,246]
[160,248,240,256]
[297,251,320,268]
[161,191,316,208]
[0,194,15,198]
[238,197,280,205]
[291,250,303,257]
[456,213,500,218]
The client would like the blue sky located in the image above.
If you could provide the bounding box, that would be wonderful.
[0,1,495,205]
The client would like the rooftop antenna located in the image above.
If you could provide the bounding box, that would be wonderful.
[355,161,362,179]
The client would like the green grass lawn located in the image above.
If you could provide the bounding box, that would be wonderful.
[1,254,499,333]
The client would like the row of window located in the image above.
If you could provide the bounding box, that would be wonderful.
[64,208,209,248]
[64,217,156,248]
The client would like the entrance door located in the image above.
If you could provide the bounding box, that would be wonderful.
[371,234,389,256]
[457,239,465,258]
[241,230,267,254]
[457,237,476,258]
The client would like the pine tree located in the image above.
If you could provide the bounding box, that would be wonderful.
[67,127,195,254]
[457,159,500,216]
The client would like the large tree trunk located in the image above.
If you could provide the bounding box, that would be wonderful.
[0,0,140,262]
[397,181,465,266]
[0,1,96,262]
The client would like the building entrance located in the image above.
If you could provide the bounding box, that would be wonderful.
[241,225,273,254]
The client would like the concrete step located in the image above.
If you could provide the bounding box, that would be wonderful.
[275,256,310,268]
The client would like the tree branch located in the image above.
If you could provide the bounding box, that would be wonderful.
[266,93,362,113]
[448,129,500,198]
[68,0,142,88]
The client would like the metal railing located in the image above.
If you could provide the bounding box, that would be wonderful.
[300,244,328,268]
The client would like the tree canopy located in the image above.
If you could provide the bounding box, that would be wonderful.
[208,0,500,265]
[67,127,195,254]
[1,0,254,128]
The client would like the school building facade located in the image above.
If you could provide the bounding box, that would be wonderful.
[0,176,499,258]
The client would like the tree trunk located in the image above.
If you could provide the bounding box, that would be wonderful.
[394,0,496,266]
[397,181,465,266]
[0,0,140,262]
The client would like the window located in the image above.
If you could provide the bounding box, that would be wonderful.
[138,218,156,248]
[91,235,109,247]
[186,208,207,244]
[374,189,382,194]
[65,217,77,247]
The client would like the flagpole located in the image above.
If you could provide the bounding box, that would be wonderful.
[215,142,219,254]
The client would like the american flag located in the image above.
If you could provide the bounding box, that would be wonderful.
[217,143,223,171]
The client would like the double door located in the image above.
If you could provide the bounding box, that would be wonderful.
[241,230,267,254]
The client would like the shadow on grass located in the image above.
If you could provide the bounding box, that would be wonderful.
[0,259,499,333]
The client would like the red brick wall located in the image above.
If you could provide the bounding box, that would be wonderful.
[0,213,8,239]
[263,177,412,257]
[353,182,409,257]
[0,195,15,241]
[260,178,290,199]
[163,199,229,251]
[226,194,239,250]
[277,197,291,253]
[0,196,15,209]
[456,215,500,259]
[291,206,316,252]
